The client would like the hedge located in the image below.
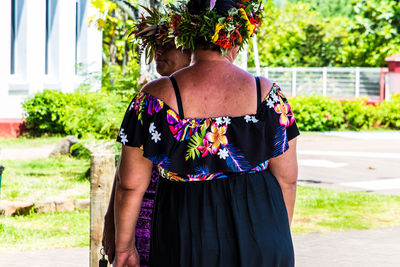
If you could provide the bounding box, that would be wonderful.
[22,90,400,138]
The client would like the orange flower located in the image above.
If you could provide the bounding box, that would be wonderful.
[205,123,229,153]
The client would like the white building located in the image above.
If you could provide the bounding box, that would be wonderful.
[0,0,102,137]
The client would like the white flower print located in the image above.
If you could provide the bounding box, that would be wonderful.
[151,130,161,143]
[244,115,259,123]
[244,115,252,123]
[217,148,229,160]
[271,92,279,103]
[266,98,275,109]
[129,102,135,111]
[223,116,231,125]
[119,128,128,145]
[251,116,259,123]
[215,117,224,126]
[149,122,156,133]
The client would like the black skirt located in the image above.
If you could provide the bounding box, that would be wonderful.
[150,170,294,267]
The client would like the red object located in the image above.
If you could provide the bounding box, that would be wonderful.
[0,118,26,138]
[385,55,400,72]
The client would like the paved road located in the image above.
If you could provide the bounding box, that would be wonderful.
[1,227,399,267]
[297,131,400,196]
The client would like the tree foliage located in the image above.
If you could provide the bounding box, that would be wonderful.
[340,0,400,66]
[285,0,354,18]
[252,0,400,67]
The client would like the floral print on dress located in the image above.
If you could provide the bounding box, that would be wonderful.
[117,85,299,182]
[119,128,128,145]
[205,122,229,153]
[167,109,202,141]
[265,84,295,127]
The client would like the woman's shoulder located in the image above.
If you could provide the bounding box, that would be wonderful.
[140,77,177,108]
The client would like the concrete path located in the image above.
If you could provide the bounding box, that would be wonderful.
[293,227,400,267]
[297,131,400,196]
[0,227,399,266]
[0,145,54,160]
[0,247,89,267]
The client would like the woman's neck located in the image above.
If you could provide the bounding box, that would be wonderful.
[191,49,232,65]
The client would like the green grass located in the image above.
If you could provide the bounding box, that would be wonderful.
[0,185,400,250]
[0,136,62,149]
[292,186,400,234]
[0,209,89,251]
[1,156,90,202]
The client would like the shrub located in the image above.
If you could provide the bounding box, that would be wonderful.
[70,143,92,159]
[63,90,127,139]
[377,94,400,129]
[22,89,129,139]
[22,90,69,136]
[290,95,345,131]
[341,99,378,130]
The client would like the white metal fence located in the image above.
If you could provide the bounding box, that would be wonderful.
[248,67,386,98]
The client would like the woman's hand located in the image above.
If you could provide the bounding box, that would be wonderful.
[102,209,116,263]
[113,247,140,267]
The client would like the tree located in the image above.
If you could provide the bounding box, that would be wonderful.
[250,1,348,67]
[285,0,354,18]
[339,0,400,66]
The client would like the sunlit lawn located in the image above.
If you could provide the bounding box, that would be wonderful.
[292,186,400,234]
[0,210,89,251]
[1,156,90,202]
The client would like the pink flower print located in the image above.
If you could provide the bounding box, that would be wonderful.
[197,139,213,157]
[274,99,291,127]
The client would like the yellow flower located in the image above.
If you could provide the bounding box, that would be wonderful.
[205,123,228,153]
[239,8,255,37]
[212,23,225,43]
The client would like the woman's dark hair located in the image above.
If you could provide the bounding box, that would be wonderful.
[187,0,239,51]
[188,0,238,17]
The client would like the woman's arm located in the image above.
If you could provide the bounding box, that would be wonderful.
[102,175,117,263]
[114,146,153,267]
[268,138,298,226]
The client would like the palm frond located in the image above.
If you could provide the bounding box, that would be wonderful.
[185,132,203,161]
[149,154,171,169]
[224,144,252,172]
[273,125,288,157]
[194,165,210,175]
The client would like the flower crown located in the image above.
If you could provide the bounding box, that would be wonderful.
[131,6,173,63]
[169,0,263,55]
[132,1,263,61]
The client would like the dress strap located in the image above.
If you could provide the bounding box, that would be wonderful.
[169,76,185,118]
[255,76,261,111]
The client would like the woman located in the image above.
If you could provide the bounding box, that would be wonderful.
[102,7,191,265]
[114,0,299,266]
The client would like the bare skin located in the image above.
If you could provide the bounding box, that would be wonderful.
[102,44,190,264]
[113,47,298,267]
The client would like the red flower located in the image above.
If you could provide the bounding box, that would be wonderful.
[231,25,243,44]
[171,14,182,33]
[215,31,233,49]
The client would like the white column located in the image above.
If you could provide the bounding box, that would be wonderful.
[57,0,78,92]
[75,0,103,91]
[0,0,12,118]
[26,0,46,95]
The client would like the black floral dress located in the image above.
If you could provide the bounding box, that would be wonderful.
[117,76,299,267]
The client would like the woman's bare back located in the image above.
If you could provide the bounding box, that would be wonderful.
[142,60,274,119]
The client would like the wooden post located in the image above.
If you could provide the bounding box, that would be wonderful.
[90,153,115,267]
